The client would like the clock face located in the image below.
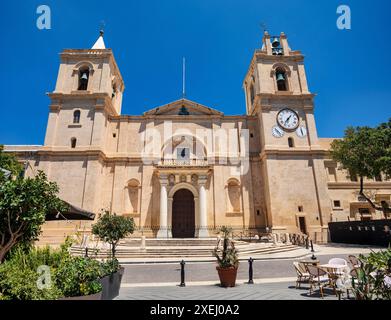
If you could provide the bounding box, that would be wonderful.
[277,108,299,131]
[296,126,307,138]
[272,125,284,138]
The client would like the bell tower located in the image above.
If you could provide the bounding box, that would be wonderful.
[43,31,124,149]
[243,31,330,241]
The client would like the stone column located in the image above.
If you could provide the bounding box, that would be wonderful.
[197,176,209,238]
[167,197,173,238]
[157,175,168,238]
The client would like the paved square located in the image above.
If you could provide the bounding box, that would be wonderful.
[117,282,339,300]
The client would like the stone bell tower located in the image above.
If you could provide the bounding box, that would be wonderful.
[40,31,125,214]
[243,32,330,241]
[43,31,125,149]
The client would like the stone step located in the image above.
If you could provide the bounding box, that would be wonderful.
[119,238,249,247]
[70,244,300,258]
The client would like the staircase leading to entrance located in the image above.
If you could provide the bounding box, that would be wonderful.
[70,237,301,259]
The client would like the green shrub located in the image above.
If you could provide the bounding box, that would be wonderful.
[0,238,103,300]
[352,248,391,300]
[0,245,63,300]
[55,256,102,297]
[100,258,120,277]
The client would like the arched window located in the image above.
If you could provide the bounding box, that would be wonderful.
[288,137,294,148]
[276,68,287,91]
[112,83,117,99]
[73,110,80,124]
[78,68,89,90]
[227,179,241,213]
[250,84,255,106]
[71,137,77,148]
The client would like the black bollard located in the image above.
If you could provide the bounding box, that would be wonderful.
[180,260,186,287]
[310,240,317,261]
[84,247,88,258]
[248,257,254,284]
[305,237,309,250]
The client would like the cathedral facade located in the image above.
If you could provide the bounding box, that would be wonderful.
[5,32,391,242]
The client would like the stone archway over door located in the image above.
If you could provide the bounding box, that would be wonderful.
[172,189,195,238]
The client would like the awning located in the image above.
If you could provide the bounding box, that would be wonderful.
[46,201,95,221]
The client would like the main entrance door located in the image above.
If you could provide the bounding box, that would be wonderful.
[172,189,195,238]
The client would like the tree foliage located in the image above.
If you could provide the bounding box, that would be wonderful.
[0,145,23,177]
[0,171,67,262]
[92,211,135,258]
[330,119,391,217]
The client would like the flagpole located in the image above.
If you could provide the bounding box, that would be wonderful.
[182,57,186,99]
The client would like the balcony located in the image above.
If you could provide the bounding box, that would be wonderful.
[156,159,209,168]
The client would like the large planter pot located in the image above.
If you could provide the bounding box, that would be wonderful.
[58,291,102,300]
[216,266,238,288]
[100,266,125,300]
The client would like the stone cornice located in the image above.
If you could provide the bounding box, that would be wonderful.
[327,182,391,190]
[260,147,329,160]
[108,114,258,122]
[47,92,118,116]
[258,93,316,100]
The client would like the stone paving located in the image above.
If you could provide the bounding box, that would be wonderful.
[116,244,381,300]
[117,281,340,300]
[121,254,349,284]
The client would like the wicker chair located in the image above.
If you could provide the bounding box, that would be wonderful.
[348,255,360,268]
[335,267,361,299]
[306,265,330,298]
[293,261,310,288]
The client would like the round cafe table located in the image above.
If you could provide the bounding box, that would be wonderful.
[319,264,348,274]
[319,264,349,294]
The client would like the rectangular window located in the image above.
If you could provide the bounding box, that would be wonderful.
[298,206,303,212]
[333,200,341,208]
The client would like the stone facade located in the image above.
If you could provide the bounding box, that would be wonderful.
[5,32,391,242]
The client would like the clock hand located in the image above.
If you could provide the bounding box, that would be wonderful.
[285,115,292,125]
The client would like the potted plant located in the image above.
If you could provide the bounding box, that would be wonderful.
[55,256,103,300]
[213,226,239,287]
[92,211,135,300]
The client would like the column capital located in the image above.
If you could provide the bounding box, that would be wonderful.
[198,175,208,186]
[159,173,169,186]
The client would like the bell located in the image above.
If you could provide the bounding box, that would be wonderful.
[271,37,280,48]
[276,73,285,82]
[80,72,88,80]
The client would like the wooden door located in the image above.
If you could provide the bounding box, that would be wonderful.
[172,189,195,238]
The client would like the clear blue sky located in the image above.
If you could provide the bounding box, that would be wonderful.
[0,0,390,145]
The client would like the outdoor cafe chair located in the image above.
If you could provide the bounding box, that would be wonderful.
[306,265,330,298]
[293,261,310,288]
[348,255,360,268]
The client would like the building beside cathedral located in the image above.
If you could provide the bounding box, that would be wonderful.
[5,31,391,243]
